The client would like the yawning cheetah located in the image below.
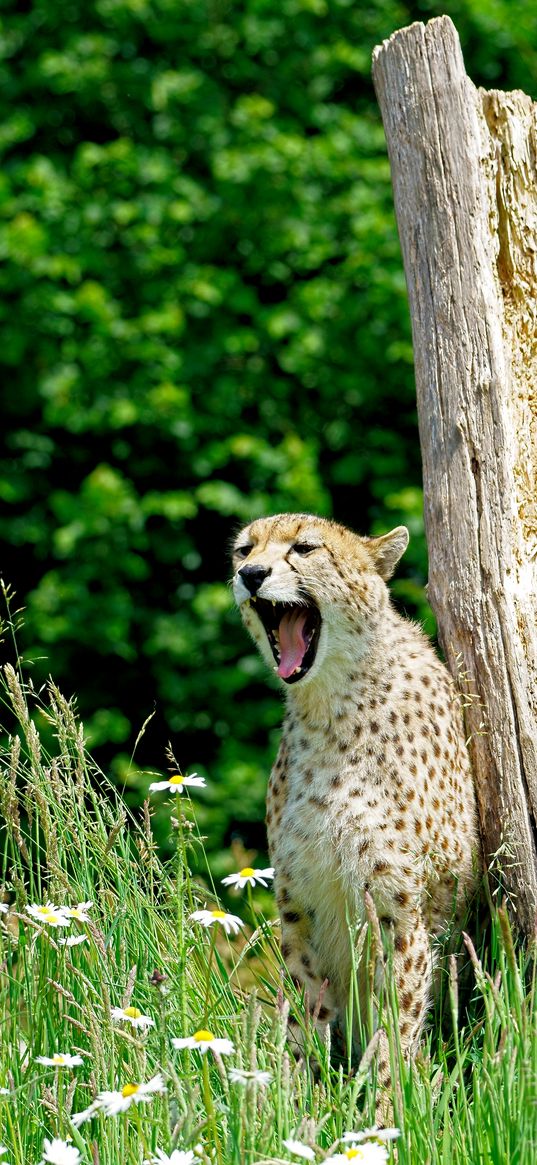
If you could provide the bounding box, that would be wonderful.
[231,512,479,1088]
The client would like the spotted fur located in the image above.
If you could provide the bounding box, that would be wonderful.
[231,513,479,1092]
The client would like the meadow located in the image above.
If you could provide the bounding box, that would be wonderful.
[2,4,537,1161]
[1,598,537,1165]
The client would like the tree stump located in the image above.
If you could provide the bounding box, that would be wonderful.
[372,16,537,935]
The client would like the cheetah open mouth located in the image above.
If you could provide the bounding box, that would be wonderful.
[249,597,321,683]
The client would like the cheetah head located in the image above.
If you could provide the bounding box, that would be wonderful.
[231,513,409,686]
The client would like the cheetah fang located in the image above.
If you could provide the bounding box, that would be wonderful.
[248,597,322,682]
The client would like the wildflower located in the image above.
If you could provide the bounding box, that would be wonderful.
[342,1129,400,1145]
[149,968,167,987]
[228,1067,272,1086]
[26,903,70,928]
[62,901,93,922]
[72,1074,166,1124]
[144,1153,196,1165]
[221,867,274,889]
[149,773,206,794]
[40,1138,82,1165]
[189,908,242,935]
[58,934,88,947]
[282,1141,316,1161]
[324,1145,389,1164]
[172,1029,235,1056]
[98,1073,166,1116]
[70,1101,101,1128]
[35,1053,83,1067]
[111,1006,155,1029]
[0,904,8,914]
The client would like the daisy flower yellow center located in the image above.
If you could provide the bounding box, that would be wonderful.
[123,1007,142,1019]
[52,1054,66,1064]
[194,1029,214,1042]
[239,867,255,877]
[121,1082,140,1098]
[169,775,184,786]
[344,1152,361,1160]
[211,910,227,919]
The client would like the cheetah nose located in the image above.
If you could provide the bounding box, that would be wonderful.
[238,564,272,595]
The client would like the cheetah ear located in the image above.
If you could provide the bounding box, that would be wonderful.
[365,526,409,580]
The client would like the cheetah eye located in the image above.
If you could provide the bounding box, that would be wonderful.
[292,543,319,555]
[235,544,252,558]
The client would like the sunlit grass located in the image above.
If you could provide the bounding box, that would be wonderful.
[1,610,537,1162]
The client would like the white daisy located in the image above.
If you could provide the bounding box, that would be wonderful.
[62,901,93,922]
[111,1006,155,1029]
[71,1101,101,1128]
[35,1053,83,1067]
[0,1088,10,1095]
[149,773,206,794]
[282,1140,316,1161]
[58,934,88,947]
[71,1073,166,1125]
[172,1029,235,1056]
[228,1067,272,1086]
[221,866,274,889]
[189,908,242,935]
[40,1137,82,1165]
[26,903,71,928]
[98,1073,166,1115]
[324,1145,389,1164]
[144,1152,196,1165]
[342,1129,400,1145]
[0,903,8,914]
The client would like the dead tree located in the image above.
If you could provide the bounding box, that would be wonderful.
[372,16,537,935]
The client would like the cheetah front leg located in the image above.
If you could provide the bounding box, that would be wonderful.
[376,907,433,1102]
[277,890,339,1055]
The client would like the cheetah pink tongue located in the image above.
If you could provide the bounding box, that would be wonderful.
[277,609,309,679]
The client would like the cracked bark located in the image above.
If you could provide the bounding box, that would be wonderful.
[372,16,537,935]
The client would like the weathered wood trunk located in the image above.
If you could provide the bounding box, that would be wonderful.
[372,16,537,935]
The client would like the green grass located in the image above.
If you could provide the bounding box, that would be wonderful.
[1,641,537,1163]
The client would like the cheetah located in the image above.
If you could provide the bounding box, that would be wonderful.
[231,512,479,1089]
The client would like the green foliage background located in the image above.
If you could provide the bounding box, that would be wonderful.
[1,0,535,868]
